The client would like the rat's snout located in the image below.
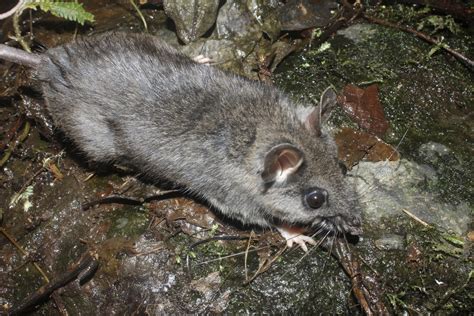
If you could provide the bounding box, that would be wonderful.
[343,216,363,236]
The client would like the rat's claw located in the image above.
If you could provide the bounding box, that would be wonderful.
[277,227,316,252]
[290,235,317,253]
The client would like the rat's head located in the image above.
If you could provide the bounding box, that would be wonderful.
[258,88,362,236]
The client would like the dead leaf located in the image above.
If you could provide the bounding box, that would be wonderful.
[335,128,399,169]
[338,84,389,137]
[165,198,215,230]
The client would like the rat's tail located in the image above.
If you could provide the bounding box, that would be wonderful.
[0,44,41,68]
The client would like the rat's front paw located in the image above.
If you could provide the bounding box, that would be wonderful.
[193,54,212,65]
[277,227,316,252]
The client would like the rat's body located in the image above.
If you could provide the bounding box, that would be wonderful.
[0,33,361,248]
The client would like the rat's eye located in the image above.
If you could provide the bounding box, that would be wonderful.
[305,187,327,209]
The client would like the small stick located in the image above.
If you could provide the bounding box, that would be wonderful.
[189,235,249,250]
[0,117,22,153]
[244,246,286,284]
[130,0,148,32]
[81,190,179,211]
[8,251,99,315]
[51,292,68,316]
[401,208,431,227]
[244,231,254,281]
[0,121,30,167]
[0,0,24,20]
[0,228,49,283]
[331,239,390,315]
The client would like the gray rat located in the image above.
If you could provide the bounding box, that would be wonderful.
[0,32,362,250]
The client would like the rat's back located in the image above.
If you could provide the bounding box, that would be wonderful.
[39,33,196,161]
[37,33,287,186]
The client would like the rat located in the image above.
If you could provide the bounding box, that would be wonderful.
[0,32,362,251]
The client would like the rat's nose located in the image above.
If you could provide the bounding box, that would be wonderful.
[350,216,361,227]
[337,215,362,235]
[346,216,363,235]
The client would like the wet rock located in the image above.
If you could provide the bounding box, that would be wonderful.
[163,0,220,44]
[278,0,337,31]
[181,38,239,63]
[190,271,221,299]
[216,1,260,40]
[418,141,456,165]
[246,0,282,41]
[337,23,377,43]
[374,234,405,250]
[189,271,231,313]
[350,159,471,235]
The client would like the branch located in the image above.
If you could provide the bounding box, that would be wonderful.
[363,14,474,70]
[0,0,24,20]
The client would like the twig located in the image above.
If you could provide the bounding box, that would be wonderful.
[51,292,68,316]
[8,251,99,315]
[130,0,148,32]
[0,228,50,283]
[0,0,24,20]
[381,0,473,22]
[331,238,390,315]
[81,190,179,210]
[194,243,276,265]
[401,208,431,227]
[12,5,31,53]
[189,235,249,250]
[363,14,474,70]
[244,246,286,284]
[0,117,22,153]
[244,231,254,281]
[0,120,30,167]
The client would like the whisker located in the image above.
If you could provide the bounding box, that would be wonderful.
[321,234,336,271]
[328,234,336,258]
[389,127,409,160]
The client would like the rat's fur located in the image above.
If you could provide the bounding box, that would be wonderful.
[1,32,361,235]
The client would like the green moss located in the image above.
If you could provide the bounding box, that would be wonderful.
[106,206,149,238]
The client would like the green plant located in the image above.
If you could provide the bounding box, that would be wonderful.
[417,15,461,35]
[7,0,94,52]
[24,0,94,25]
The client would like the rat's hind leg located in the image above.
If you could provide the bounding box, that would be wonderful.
[65,113,122,163]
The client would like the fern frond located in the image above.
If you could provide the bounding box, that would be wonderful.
[24,0,94,25]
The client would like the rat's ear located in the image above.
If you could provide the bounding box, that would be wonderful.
[261,144,304,183]
[300,87,337,136]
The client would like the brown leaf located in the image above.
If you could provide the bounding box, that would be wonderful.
[338,84,389,137]
[335,128,399,169]
[406,242,423,267]
[165,198,216,230]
